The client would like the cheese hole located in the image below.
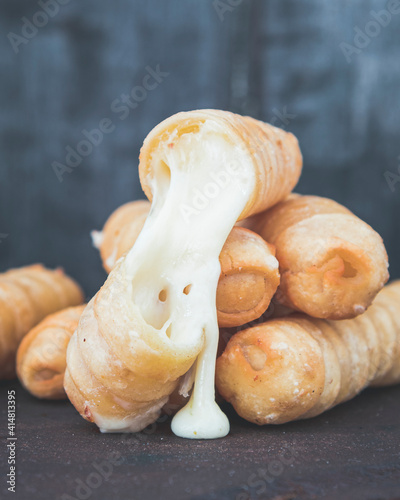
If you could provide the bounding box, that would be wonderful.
[158,289,167,302]
[342,260,357,278]
[34,368,58,381]
[183,284,192,295]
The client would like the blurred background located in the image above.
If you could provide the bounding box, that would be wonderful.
[0,0,399,297]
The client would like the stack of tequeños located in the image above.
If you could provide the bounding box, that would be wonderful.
[64,109,303,438]
[15,110,395,440]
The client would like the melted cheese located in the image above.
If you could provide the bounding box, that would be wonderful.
[124,120,255,438]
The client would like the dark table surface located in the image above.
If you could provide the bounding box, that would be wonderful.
[1,380,399,500]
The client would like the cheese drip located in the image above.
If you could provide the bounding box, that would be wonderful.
[123,121,255,438]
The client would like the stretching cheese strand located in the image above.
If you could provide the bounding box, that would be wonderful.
[0,265,83,379]
[16,222,279,401]
[216,281,400,425]
[14,223,279,400]
[92,200,280,328]
[243,194,389,319]
[64,109,302,439]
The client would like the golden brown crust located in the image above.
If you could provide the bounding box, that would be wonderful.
[243,195,389,319]
[0,265,84,380]
[216,320,325,424]
[96,200,150,273]
[217,227,280,327]
[64,271,191,431]
[216,281,400,425]
[16,305,86,399]
[138,110,302,220]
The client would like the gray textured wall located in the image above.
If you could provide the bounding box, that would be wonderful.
[0,0,399,297]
